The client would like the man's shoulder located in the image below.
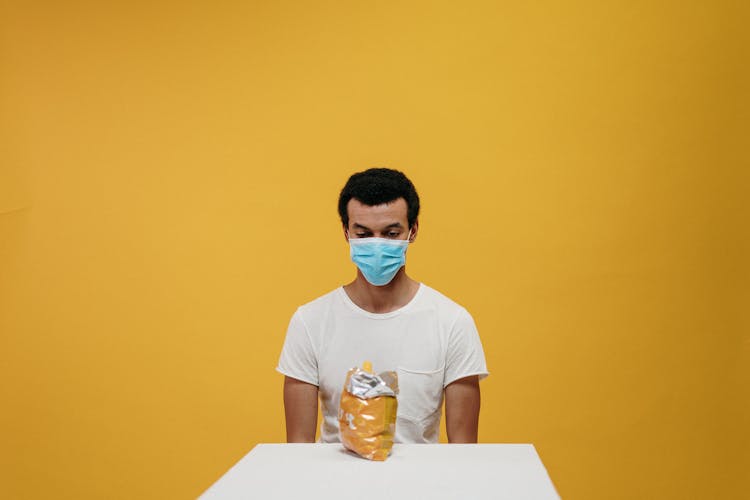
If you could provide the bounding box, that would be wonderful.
[291,283,471,322]
[417,283,470,317]
[295,287,342,316]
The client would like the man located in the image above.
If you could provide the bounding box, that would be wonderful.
[276,168,489,444]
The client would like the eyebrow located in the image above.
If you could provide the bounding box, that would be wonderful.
[352,222,404,231]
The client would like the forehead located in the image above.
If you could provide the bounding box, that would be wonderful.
[346,197,408,227]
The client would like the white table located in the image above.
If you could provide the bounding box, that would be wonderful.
[199,443,560,499]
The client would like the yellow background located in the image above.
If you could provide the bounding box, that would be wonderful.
[1,1,748,498]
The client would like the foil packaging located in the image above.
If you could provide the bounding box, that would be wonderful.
[345,368,399,399]
[339,362,399,461]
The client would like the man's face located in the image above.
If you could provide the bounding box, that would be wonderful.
[344,197,417,241]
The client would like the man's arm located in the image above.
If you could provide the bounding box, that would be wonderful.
[444,375,480,443]
[283,376,319,442]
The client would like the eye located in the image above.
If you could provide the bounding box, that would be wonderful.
[388,232,400,237]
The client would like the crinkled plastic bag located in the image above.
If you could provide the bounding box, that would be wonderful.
[338,361,399,461]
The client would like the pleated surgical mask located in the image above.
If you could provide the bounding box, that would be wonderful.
[348,231,411,286]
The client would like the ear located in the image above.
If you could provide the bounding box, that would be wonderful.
[409,219,419,242]
[343,224,350,242]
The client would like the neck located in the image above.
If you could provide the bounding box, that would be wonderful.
[344,268,419,314]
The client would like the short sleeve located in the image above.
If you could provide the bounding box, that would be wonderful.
[444,308,489,387]
[276,309,319,386]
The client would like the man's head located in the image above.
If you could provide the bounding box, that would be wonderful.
[338,168,420,239]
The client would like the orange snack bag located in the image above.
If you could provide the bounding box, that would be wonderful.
[338,361,399,461]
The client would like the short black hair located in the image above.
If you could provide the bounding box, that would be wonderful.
[338,168,420,228]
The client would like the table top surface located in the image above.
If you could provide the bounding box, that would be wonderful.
[200,443,560,500]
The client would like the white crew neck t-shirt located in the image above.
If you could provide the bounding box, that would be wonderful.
[276,283,489,443]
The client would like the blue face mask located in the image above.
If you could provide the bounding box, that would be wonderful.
[348,232,411,286]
